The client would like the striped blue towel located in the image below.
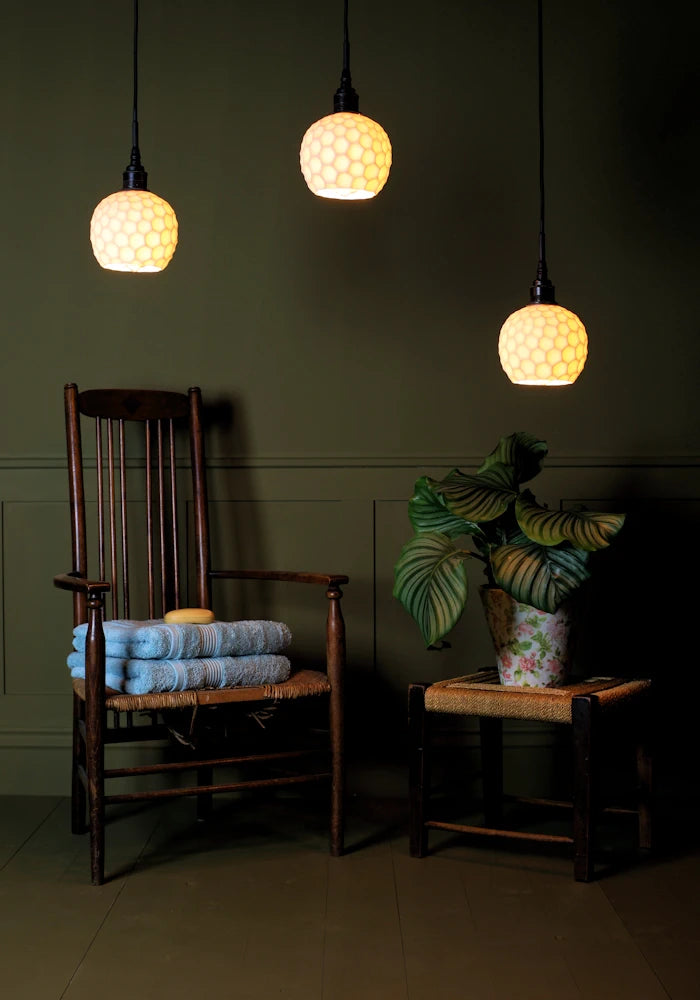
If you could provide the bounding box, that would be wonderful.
[67,651,291,695]
[72,618,292,660]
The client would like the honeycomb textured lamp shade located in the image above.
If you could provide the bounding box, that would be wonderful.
[90,189,178,273]
[498,303,588,386]
[300,112,392,200]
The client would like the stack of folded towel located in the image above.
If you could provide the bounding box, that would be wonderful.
[68,618,292,695]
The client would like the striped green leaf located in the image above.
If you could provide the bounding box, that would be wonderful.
[516,493,626,551]
[408,476,485,539]
[393,532,470,646]
[490,541,590,613]
[478,432,548,485]
[435,463,517,522]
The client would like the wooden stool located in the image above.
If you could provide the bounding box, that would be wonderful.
[408,669,652,881]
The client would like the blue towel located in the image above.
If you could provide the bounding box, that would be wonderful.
[68,651,291,695]
[72,618,292,660]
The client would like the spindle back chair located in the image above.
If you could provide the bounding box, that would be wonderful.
[55,383,348,884]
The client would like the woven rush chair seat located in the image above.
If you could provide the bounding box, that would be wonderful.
[74,668,331,712]
[409,669,653,881]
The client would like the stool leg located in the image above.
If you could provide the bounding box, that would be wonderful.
[480,716,503,827]
[409,683,430,858]
[572,694,597,881]
[636,692,653,850]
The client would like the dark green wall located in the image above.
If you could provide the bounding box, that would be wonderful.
[0,0,698,793]
[1,0,698,459]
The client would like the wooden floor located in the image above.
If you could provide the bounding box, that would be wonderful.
[1,789,698,999]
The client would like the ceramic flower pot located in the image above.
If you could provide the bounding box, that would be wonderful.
[479,586,573,687]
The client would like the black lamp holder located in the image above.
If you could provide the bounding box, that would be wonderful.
[333,0,360,113]
[122,0,148,191]
[529,0,556,305]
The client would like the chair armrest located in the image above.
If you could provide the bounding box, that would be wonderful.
[54,573,109,708]
[210,569,349,587]
[54,572,110,595]
[212,568,347,696]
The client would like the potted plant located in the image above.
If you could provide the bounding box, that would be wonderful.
[393,432,625,686]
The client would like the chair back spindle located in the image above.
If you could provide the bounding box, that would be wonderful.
[169,419,181,611]
[118,419,129,619]
[105,418,119,619]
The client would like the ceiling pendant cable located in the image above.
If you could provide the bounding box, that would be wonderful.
[90,0,178,273]
[498,0,588,386]
[300,0,392,201]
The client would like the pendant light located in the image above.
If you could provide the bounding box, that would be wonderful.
[498,0,587,385]
[90,0,178,273]
[300,0,392,200]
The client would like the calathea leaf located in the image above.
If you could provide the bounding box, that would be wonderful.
[516,492,626,551]
[490,541,590,613]
[393,531,470,646]
[478,432,548,485]
[434,463,517,522]
[408,476,484,539]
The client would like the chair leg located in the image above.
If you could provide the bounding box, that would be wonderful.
[479,716,503,827]
[85,714,105,886]
[572,694,596,882]
[71,692,87,834]
[326,584,346,857]
[408,683,430,858]
[329,687,345,857]
[636,693,653,851]
[84,684,106,885]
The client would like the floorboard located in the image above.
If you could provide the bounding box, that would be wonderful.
[393,846,494,999]
[324,839,408,999]
[0,794,60,870]
[0,799,162,1000]
[600,854,700,1000]
[0,794,697,999]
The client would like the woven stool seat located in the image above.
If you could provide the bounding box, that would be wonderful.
[424,669,652,724]
[409,668,653,881]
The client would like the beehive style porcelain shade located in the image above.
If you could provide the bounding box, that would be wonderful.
[90,0,178,273]
[91,189,178,272]
[498,302,587,385]
[300,112,391,200]
[499,0,587,385]
[300,0,391,200]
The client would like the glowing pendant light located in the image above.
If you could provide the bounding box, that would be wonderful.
[300,0,392,201]
[90,0,178,273]
[498,0,587,385]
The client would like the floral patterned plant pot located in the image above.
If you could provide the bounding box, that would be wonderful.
[480,586,573,688]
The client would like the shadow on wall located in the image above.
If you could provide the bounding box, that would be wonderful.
[573,487,700,788]
[200,393,274,620]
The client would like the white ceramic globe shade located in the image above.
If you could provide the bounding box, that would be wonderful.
[90,188,178,273]
[300,111,392,200]
[498,302,588,385]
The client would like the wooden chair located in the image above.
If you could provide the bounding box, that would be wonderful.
[54,383,347,884]
[408,669,652,880]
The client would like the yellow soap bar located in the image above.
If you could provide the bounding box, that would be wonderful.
[164,608,215,624]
